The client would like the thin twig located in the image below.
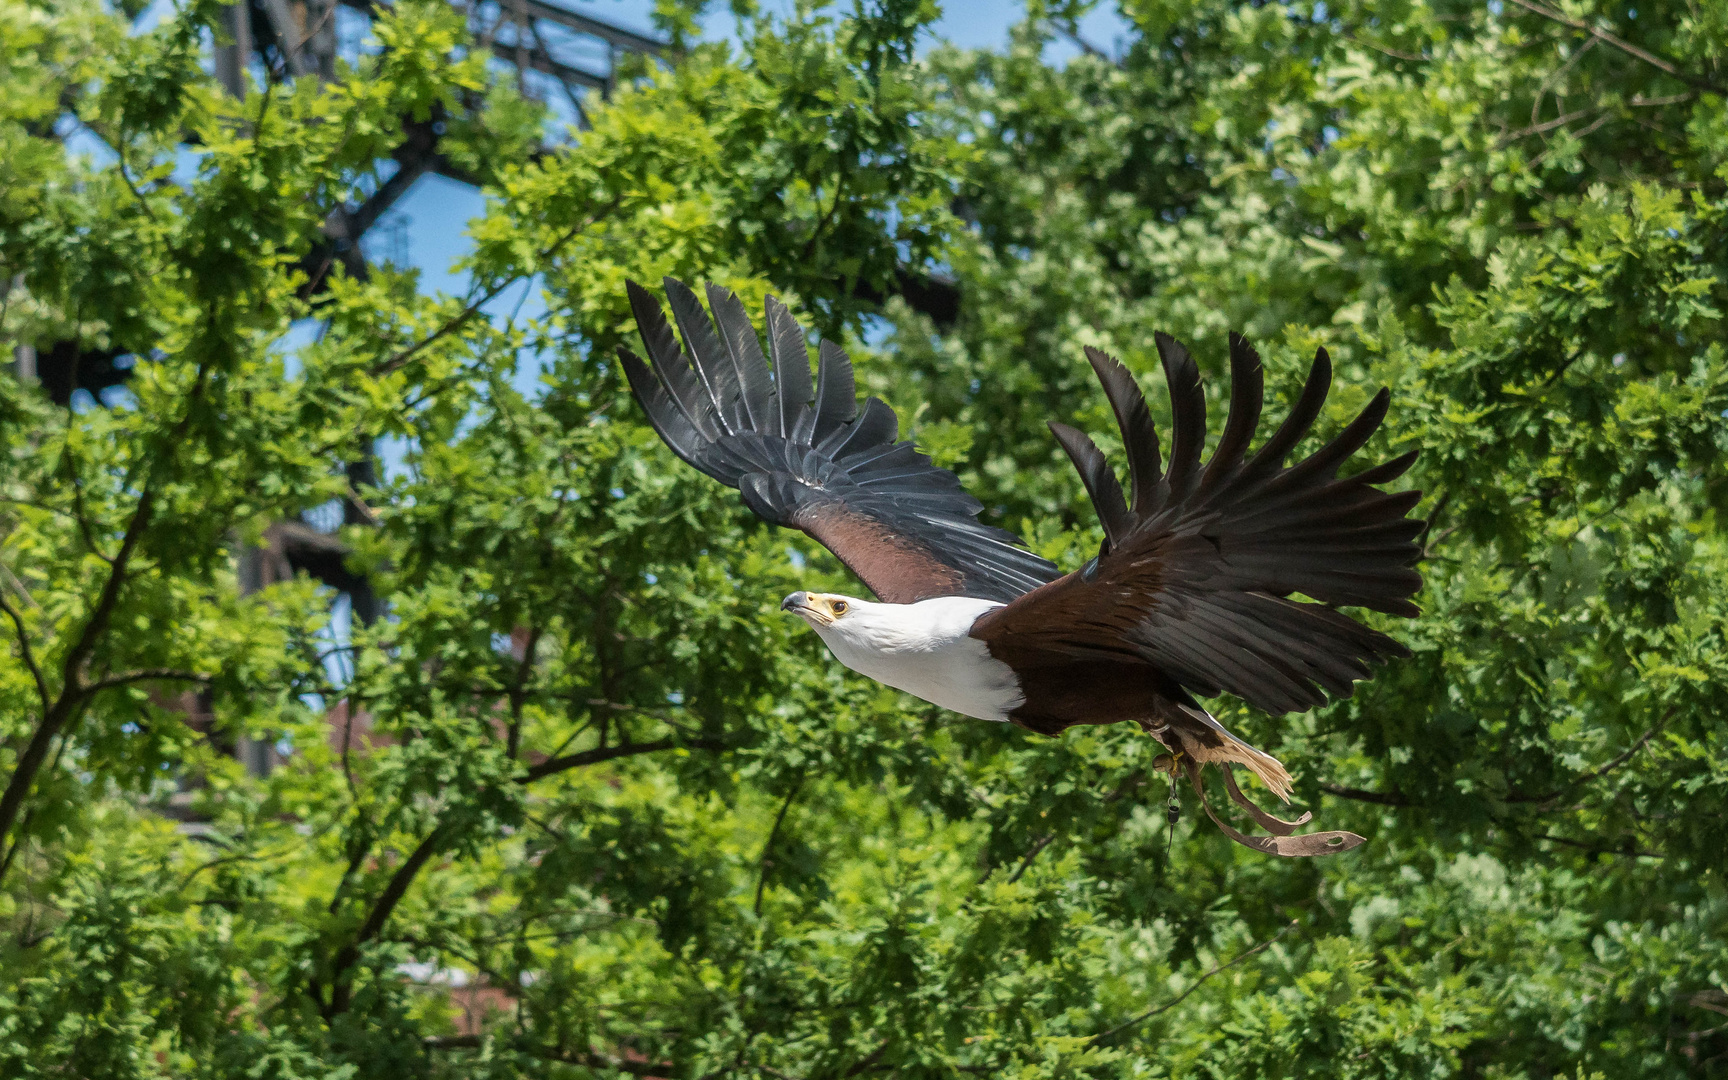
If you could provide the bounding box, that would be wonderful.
[1091,920,1299,1042]
[1503,0,1727,96]
[1004,834,1055,885]
[1529,36,1596,129]
[1629,91,1697,107]
[800,172,848,263]
[1057,19,1109,61]
[1552,110,1612,146]
[80,668,213,696]
[0,593,49,710]
[519,737,726,783]
[754,778,803,916]
[1417,489,1453,561]
[176,846,291,891]
[1533,830,1663,859]
[1345,33,1427,63]
[114,138,159,220]
[1572,716,1668,786]
[283,0,336,73]
[1501,707,1673,805]
[1496,105,1600,146]
[1319,783,1413,807]
[63,458,115,565]
[371,199,619,377]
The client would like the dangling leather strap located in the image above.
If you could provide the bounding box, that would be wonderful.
[1221,769,1312,836]
[1180,757,1364,858]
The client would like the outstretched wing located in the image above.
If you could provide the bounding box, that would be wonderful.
[618,277,1060,605]
[974,335,1423,714]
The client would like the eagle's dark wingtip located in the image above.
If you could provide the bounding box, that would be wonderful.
[1029,327,1424,716]
[1079,345,1164,514]
[1155,333,1207,500]
[1203,334,1267,487]
[1049,420,1130,550]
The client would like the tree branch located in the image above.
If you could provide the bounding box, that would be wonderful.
[1502,708,1672,805]
[323,822,450,1017]
[976,776,1142,887]
[754,778,802,916]
[320,735,730,1015]
[1318,783,1414,807]
[801,170,848,262]
[841,1041,890,1077]
[1345,32,1428,63]
[1531,830,1662,859]
[0,486,156,868]
[0,357,209,877]
[370,198,620,377]
[107,132,159,221]
[1005,834,1055,885]
[1091,920,1298,1043]
[423,1035,672,1075]
[1504,0,1728,96]
[1416,488,1453,561]
[1528,35,1597,130]
[1564,713,1669,786]
[81,669,213,695]
[519,737,727,783]
[1496,105,1601,146]
[0,592,49,710]
[63,461,114,566]
[506,626,542,761]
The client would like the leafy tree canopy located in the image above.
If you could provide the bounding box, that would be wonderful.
[1,0,1726,1074]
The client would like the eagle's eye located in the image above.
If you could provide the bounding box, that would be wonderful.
[832,600,849,615]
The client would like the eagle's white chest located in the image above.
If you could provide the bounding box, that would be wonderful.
[809,596,1023,722]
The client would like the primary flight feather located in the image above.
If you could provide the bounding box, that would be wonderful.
[619,278,1424,856]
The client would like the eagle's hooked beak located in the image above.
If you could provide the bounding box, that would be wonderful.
[781,591,812,615]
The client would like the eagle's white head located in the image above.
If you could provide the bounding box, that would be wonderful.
[779,590,1001,648]
[784,590,948,657]
[777,591,1022,722]
[779,590,860,628]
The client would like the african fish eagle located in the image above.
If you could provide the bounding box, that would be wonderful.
[619,278,1424,857]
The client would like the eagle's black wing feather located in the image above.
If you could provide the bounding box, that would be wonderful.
[975,334,1423,715]
[620,278,1060,605]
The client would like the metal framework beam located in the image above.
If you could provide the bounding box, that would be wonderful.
[485,35,610,92]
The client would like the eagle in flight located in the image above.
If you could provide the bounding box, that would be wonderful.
[620,279,1424,857]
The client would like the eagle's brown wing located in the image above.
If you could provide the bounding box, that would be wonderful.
[972,336,1423,715]
[619,278,1060,605]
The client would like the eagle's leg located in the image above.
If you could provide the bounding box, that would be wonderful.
[1135,721,1187,858]
[1144,699,1294,803]
[1135,717,1183,769]
[1138,710,1302,825]
[1137,706,1366,858]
